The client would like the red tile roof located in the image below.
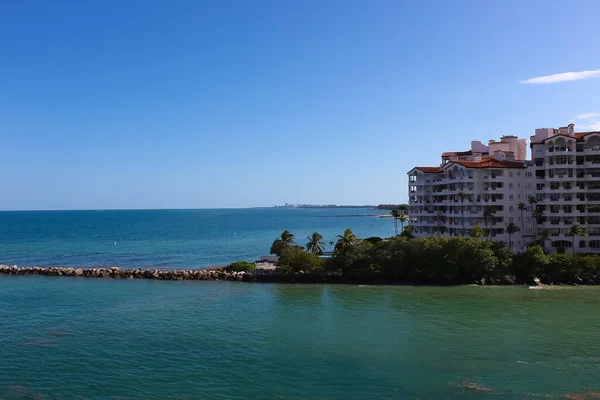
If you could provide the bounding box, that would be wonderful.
[415,166,444,173]
[530,131,600,145]
[449,157,525,169]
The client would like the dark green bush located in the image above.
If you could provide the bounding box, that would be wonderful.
[225,261,256,273]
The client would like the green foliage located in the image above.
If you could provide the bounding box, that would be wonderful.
[470,224,484,238]
[335,228,358,250]
[270,230,295,256]
[278,246,323,273]
[270,228,600,284]
[305,232,325,255]
[400,225,415,239]
[225,261,256,273]
[364,236,383,245]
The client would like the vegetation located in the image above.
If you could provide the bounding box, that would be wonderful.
[305,232,325,255]
[225,261,256,273]
[270,230,295,256]
[390,208,409,236]
[278,246,323,273]
[264,229,600,285]
[505,222,519,247]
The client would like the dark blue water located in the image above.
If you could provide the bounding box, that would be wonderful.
[0,208,391,268]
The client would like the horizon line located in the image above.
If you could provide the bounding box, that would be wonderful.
[0,205,386,212]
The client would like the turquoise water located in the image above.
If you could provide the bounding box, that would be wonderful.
[0,208,391,268]
[1,277,599,399]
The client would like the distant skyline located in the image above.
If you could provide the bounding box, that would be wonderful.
[1,0,599,210]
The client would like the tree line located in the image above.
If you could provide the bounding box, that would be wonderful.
[245,228,600,284]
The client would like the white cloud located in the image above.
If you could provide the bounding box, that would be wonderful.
[576,112,600,120]
[573,112,600,131]
[580,121,600,131]
[519,70,600,84]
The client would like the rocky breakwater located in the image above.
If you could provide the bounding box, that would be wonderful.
[0,265,259,282]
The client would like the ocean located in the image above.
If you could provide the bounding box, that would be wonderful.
[2,208,599,399]
[0,208,392,268]
[1,278,599,399]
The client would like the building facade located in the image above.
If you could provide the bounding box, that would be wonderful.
[407,125,600,253]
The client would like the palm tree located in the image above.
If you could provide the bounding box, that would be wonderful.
[539,228,551,252]
[398,213,409,234]
[305,232,325,255]
[528,196,538,239]
[533,208,544,242]
[482,206,496,241]
[457,192,467,236]
[505,222,520,249]
[335,228,358,250]
[390,209,400,235]
[569,224,585,255]
[270,230,295,256]
[517,202,527,246]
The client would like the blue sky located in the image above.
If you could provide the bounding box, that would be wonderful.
[1,0,599,210]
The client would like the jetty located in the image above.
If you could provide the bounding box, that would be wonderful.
[0,265,264,282]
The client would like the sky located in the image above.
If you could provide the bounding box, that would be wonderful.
[1,0,600,210]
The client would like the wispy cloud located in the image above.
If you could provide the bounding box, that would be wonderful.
[519,70,600,84]
[576,112,600,120]
[574,112,600,131]
[580,121,600,131]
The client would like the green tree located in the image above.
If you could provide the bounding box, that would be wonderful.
[505,222,520,248]
[539,228,551,252]
[528,196,538,240]
[390,209,400,235]
[398,212,409,233]
[278,246,323,273]
[457,192,467,236]
[400,225,415,239]
[533,208,544,242]
[569,224,585,255]
[517,201,527,248]
[513,245,548,282]
[335,228,358,250]
[470,224,484,238]
[270,230,295,256]
[482,206,496,241]
[305,232,325,255]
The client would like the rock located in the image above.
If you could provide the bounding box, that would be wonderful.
[74,268,84,276]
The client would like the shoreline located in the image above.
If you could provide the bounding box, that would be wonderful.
[1,264,597,286]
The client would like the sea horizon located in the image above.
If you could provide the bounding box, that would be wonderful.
[0,208,392,269]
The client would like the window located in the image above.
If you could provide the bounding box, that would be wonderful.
[509,194,513,200]
[509,206,513,212]
[526,183,532,189]
[525,172,533,177]
[509,183,513,189]
[580,241,586,248]
[509,217,514,223]
[509,172,513,177]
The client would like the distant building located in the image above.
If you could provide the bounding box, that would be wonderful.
[407,124,600,253]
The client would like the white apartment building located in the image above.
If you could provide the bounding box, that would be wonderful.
[408,124,600,253]
[408,155,535,249]
[530,124,600,253]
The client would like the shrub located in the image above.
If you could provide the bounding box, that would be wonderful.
[278,246,323,273]
[225,261,256,273]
